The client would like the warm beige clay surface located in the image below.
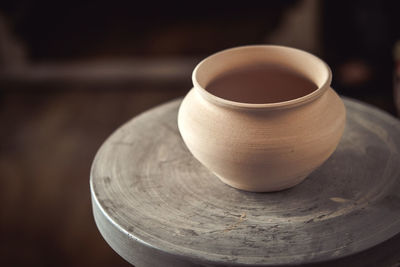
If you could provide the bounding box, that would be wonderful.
[178,45,346,192]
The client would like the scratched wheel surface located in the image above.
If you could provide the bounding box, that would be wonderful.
[91,97,400,267]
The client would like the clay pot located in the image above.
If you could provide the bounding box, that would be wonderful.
[178,45,346,192]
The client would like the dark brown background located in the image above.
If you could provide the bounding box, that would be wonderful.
[1,1,400,266]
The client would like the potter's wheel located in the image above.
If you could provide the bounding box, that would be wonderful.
[91,97,400,267]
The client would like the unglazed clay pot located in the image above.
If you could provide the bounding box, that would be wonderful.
[178,45,346,192]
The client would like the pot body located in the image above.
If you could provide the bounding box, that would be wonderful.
[178,45,346,192]
[178,87,345,192]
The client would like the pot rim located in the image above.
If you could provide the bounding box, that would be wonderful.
[192,45,332,110]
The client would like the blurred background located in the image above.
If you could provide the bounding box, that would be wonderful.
[1,0,400,266]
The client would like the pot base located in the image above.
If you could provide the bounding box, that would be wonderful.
[213,172,309,192]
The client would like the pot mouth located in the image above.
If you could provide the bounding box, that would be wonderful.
[192,45,332,110]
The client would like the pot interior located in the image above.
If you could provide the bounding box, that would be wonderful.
[205,62,318,104]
